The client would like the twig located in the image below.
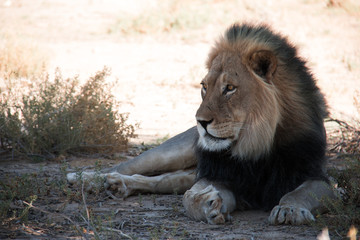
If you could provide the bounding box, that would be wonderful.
[22,201,89,240]
[327,117,358,132]
[334,229,343,238]
[81,181,100,239]
[103,227,133,239]
[81,181,90,224]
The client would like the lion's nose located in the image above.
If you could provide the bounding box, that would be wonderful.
[197,119,213,131]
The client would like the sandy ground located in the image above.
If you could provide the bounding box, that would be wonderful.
[0,0,359,239]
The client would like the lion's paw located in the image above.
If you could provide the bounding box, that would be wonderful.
[67,172,138,198]
[184,185,231,224]
[202,187,227,224]
[268,205,315,225]
[104,173,135,198]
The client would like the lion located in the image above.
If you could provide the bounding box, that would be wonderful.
[67,23,336,225]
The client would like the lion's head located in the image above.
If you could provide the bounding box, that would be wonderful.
[195,23,327,160]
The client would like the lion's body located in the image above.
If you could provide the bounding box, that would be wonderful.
[68,23,336,225]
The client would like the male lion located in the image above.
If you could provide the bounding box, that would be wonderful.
[68,23,335,225]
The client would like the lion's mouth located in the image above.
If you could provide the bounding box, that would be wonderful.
[205,133,228,141]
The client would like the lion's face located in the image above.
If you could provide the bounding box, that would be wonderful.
[196,53,253,151]
[196,50,281,159]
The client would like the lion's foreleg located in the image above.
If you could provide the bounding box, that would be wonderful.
[269,180,336,225]
[68,169,196,197]
[183,179,236,224]
[67,127,198,196]
[104,127,198,175]
[105,169,196,197]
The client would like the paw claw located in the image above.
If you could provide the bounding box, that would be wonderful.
[269,205,315,225]
[184,185,232,225]
[105,173,133,198]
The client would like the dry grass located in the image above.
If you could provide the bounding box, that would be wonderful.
[317,97,360,238]
[0,67,137,159]
[0,34,48,79]
[108,0,238,39]
[327,0,360,16]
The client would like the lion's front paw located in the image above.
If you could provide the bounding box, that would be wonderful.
[268,205,315,225]
[104,173,135,198]
[183,185,231,224]
[202,187,228,224]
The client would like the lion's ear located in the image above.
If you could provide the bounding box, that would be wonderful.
[248,50,277,83]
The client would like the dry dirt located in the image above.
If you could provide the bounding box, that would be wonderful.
[0,0,360,239]
[0,158,323,240]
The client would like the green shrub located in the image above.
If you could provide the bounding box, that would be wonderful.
[0,67,136,158]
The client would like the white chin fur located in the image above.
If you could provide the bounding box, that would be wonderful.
[197,126,232,151]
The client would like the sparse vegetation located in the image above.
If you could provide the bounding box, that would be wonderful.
[327,0,360,15]
[317,104,360,238]
[0,168,71,226]
[109,1,208,35]
[108,0,236,38]
[0,165,190,239]
[0,166,128,239]
[0,67,137,159]
[0,35,47,79]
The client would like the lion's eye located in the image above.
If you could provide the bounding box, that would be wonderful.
[201,82,207,92]
[226,85,234,91]
[224,84,236,94]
